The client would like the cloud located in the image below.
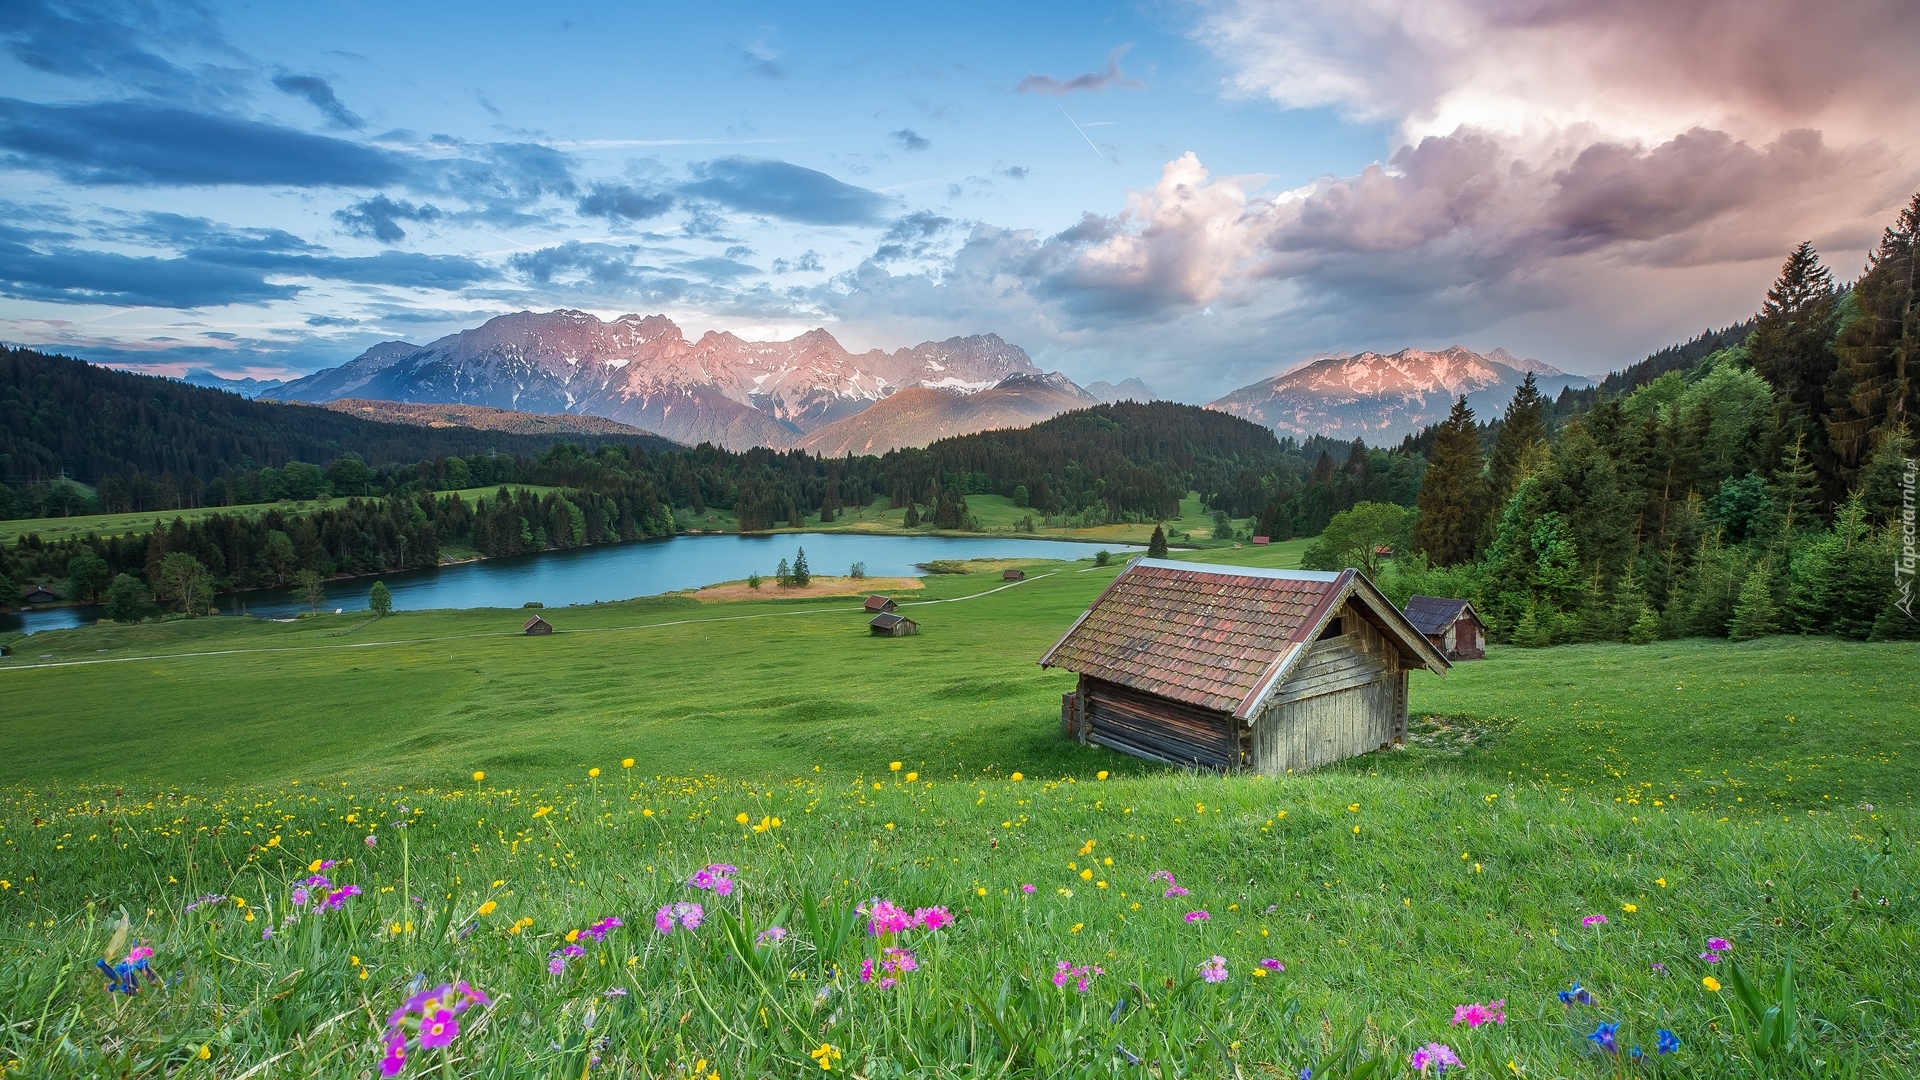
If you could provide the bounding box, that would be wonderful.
[334,195,444,243]
[0,229,302,307]
[1016,46,1146,96]
[889,128,931,152]
[680,157,891,225]
[740,42,785,79]
[0,98,408,187]
[0,0,241,104]
[1001,165,1030,180]
[577,182,676,222]
[272,73,363,129]
[872,210,956,264]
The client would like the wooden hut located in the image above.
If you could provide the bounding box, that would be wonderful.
[869,612,918,637]
[1002,568,1026,581]
[1401,596,1486,661]
[523,615,554,636]
[863,595,899,614]
[1250,536,1270,545]
[1040,558,1448,774]
[20,585,58,605]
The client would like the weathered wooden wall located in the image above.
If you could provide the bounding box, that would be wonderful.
[1083,676,1239,770]
[1249,602,1406,775]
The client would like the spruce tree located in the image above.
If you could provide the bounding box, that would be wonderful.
[775,557,791,586]
[1487,372,1548,514]
[1147,525,1169,558]
[1413,395,1488,566]
[903,504,920,529]
[1512,601,1551,647]
[1748,241,1841,489]
[1827,192,1919,482]
[1728,561,1780,640]
[1627,603,1662,644]
[792,547,810,586]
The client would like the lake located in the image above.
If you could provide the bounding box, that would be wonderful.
[2,533,1136,635]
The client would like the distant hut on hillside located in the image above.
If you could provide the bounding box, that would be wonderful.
[1402,596,1486,661]
[1041,558,1448,774]
[20,585,58,605]
[1251,536,1270,546]
[869,612,918,637]
[863,595,899,614]
[1002,568,1026,581]
[523,615,554,636]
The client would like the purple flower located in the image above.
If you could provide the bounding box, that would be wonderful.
[322,885,361,910]
[1259,958,1285,971]
[1021,883,1036,894]
[1699,951,1721,963]
[756,926,788,946]
[867,899,914,936]
[1558,981,1594,1006]
[1149,870,1176,885]
[689,865,737,896]
[290,887,309,907]
[1198,955,1228,983]
[548,956,566,975]
[1185,910,1210,923]
[1650,961,1667,975]
[1164,885,1191,898]
[860,946,917,988]
[656,901,705,935]
[1706,937,1732,952]
[1452,999,1505,1027]
[417,1007,458,1050]
[1582,914,1609,927]
[1588,1021,1620,1054]
[1410,1043,1461,1075]
[561,944,585,958]
[380,1034,407,1077]
[184,893,225,913]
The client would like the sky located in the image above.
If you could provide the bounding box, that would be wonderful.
[2,0,1916,401]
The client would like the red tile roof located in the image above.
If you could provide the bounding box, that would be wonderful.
[1041,561,1346,714]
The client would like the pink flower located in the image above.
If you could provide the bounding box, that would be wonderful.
[380,1034,407,1077]
[655,906,675,935]
[1185,910,1210,923]
[913,906,954,931]
[1197,955,1228,983]
[1582,914,1609,927]
[1164,886,1191,898]
[1053,960,1104,992]
[1706,937,1732,952]
[548,956,565,975]
[1259,958,1284,972]
[125,945,154,964]
[1452,999,1506,1027]
[417,1007,458,1050]
[867,899,914,936]
[756,926,788,946]
[656,902,705,935]
[1021,883,1036,894]
[1411,1042,1461,1075]
[1149,870,1177,885]
[689,864,738,896]
[859,947,917,988]
[365,834,378,847]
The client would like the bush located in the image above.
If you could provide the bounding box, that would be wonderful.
[849,562,866,580]
[370,581,393,617]
[747,573,763,590]
[102,573,151,623]
[1095,550,1111,567]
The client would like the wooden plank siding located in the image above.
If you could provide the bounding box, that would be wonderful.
[1249,602,1408,775]
[1084,676,1240,770]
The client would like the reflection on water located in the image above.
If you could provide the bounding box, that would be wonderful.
[2,533,1135,636]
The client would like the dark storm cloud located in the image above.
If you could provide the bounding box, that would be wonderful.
[680,158,891,226]
[272,73,363,129]
[0,98,409,187]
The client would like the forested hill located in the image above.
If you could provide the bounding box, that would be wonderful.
[0,346,679,488]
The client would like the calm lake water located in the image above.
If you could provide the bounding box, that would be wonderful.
[2,533,1135,636]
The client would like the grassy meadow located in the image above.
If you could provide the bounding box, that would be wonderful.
[1,488,564,546]
[0,548,1915,1077]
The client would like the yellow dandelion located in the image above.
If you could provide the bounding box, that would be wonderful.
[1656,877,1667,888]
[1070,923,1084,933]
[736,812,750,825]
[477,900,497,916]
[1703,976,1722,991]
[588,767,600,778]
[1096,770,1109,780]
[905,771,918,782]
[977,887,987,897]
[473,771,485,782]
[889,761,902,772]
[1010,772,1024,782]
[1080,869,1093,881]
[1622,903,1637,913]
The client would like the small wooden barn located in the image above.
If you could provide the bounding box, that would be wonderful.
[1002,568,1026,581]
[1401,595,1486,661]
[869,612,918,637]
[863,595,899,614]
[523,615,554,635]
[1250,536,1270,546]
[1041,558,1448,774]
[21,585,58,604]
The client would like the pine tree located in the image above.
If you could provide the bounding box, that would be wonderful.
[1763,433,1820,549]
[1413,395,1488,566]
[1855,421,1914,526]
[1728,560,1780,640]
[903,504,921,529]
[1512,601,1551,647]
[1627,603,1662,644]
[1487,373,1548,514]
[775,557,791,586]
[1147,525,1168,558]
[1748,241,1841,492]
[792,547,810,586]
[1827,192,1919,483]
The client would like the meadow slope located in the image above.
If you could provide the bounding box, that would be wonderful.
[0,549,1914,1077]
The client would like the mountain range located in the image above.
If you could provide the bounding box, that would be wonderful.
[266,311,1055,450]
[1206,346,1593,441]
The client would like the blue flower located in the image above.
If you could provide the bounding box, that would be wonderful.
[1587,1021,1619,1054]
[1299,1070,1312,1080]
[1558,981,1594,1006]
[1657,1029,1681,1054]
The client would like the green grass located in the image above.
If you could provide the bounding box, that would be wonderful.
[0,487,562,545]
[0,545,1915,1076]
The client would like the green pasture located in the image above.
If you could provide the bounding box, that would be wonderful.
[0,487,562,545]
[0,544,1915,1076]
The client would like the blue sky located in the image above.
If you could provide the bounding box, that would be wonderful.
[2,0,1914,399]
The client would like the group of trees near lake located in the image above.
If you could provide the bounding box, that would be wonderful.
[1324,192,1919,644]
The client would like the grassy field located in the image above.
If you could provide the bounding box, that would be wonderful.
[0,546,1914,1076]
[722,492,1254,548]
[0,487,563,545]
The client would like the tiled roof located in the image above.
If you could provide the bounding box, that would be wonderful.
[1041,562,1343,714]
[1403,595,1471,637]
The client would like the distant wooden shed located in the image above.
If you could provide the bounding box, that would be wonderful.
[20,586,58,604]
[1401,595,1486,661]
[863,594,899,614]
[1041,558,1448,774]
[869,612,918,637]
[1002,568,1026,581]
[523,615,553,635]
[1250,536,1270,546]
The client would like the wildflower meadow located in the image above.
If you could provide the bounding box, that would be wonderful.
[0,760,1912,1077]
